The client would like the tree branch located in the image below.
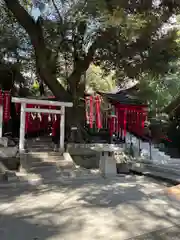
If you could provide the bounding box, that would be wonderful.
[4,0,71,100]
[4,0,40,42]
[68,31,105,94]
[51,0,63,25]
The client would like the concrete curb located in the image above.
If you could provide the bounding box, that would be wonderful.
[0,178,42,188]
[131,163,180,185]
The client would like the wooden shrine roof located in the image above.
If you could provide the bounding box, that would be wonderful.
[98,83,146,106]
[99,92,145,106]
[118,83,140,94]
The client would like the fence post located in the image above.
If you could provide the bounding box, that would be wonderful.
[149,140,152,160]
[60,106,65,151]
[0,105,3,138]
[130,133,132,143]
[138,138,141,156]
[19,103,26,153]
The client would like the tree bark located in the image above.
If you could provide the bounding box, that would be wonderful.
[65,73,86,142]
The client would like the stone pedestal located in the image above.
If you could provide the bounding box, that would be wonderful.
[99,151,116,177]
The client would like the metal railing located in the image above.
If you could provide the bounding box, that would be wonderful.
[128,131,152,160]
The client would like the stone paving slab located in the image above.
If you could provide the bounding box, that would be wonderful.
[0,175,179,240]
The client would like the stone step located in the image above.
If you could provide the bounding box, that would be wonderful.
[26,138,52,143]
[27,146,53,149]
[15,166,101,186]
[20,151,75,174]
[22,152,64,161]
[28,159,75,169]
[26,147,55,152]
[23,158,64,166]
[33,153,63,158]
[0,162,100,187]
[28,165,59,174]
[20,164,76,180]
[27,143,53,147]
[16,172,42,183]
[27,160,59,167]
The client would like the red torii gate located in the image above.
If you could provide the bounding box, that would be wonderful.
[12,97,73,152]
[0,91,68,139]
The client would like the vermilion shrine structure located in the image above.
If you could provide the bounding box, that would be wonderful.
[0,90,73,152]
[85,88,148,141]
[0,86,147,155]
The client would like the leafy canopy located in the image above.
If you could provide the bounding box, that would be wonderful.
[2,0,180,97]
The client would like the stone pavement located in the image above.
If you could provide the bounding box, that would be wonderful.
[0,175,179,240]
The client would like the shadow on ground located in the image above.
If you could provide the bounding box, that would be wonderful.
[0,141,180,240]
[0,169,180,240]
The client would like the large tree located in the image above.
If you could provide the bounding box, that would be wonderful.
[3,0,180,137]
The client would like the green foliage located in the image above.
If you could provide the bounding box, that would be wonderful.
[2,0,180,99]
[136,59,180,116]
[86,64,115,92]
[0,3,33,91]
[40,0,180,80]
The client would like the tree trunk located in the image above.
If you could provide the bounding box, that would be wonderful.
[65,77,87,143]
[4,0,93,142]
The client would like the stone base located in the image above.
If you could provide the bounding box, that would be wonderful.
[0,137,8,147]
[117,163,130,174]
[0,146,19,171]
[99,152,116,177]
[1,157,20,171]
